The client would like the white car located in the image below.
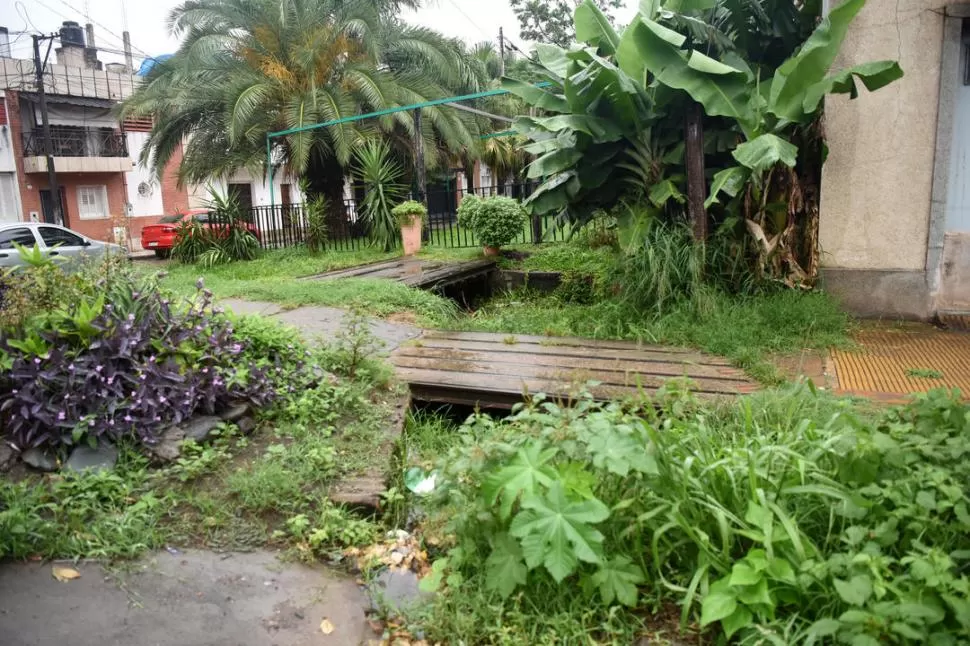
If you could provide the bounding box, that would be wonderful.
[0,222,127,268]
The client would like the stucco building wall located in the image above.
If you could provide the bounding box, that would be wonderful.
[819,0,970,317]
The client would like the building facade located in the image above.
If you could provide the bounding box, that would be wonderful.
[820,0,970,319]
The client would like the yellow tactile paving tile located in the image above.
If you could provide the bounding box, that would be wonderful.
[832,325,970,400]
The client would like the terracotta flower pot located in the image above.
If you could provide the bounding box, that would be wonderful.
[400,217,422,256]
[483,245,501,257]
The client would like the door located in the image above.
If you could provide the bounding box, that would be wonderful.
[0,173,20,223]
[36,225,88,262]
[227,183,254,212]
[280,183,293,229]
[940,22,970,310]
[0,226,40,267]
[39,188,68,225]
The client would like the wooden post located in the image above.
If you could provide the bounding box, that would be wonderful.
[685,101,708,240]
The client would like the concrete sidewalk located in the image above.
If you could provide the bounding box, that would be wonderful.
[0,550,371,646]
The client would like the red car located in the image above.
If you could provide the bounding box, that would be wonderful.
[141,209,261,258]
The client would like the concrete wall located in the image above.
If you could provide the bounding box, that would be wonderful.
[818,0,970,317]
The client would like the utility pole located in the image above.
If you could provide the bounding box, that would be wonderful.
[32,34,61,225]
[498,27,506,77]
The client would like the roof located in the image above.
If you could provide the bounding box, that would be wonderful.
[19,92,117,109]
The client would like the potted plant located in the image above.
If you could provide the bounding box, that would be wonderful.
[457,195,527,256]
[391,200,427,256]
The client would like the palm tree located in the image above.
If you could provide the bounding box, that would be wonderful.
[122,0,486,217]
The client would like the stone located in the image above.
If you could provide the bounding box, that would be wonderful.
[182,416,222,443]
[366,569,429,613]
[219,402,250,423]
[0,443,15,472]
[65,444,118,474]
[21,447,57,472]
[149,425,185,462]
[235,416,257,435]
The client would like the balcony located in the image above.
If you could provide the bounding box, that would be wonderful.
[22,126,133,173]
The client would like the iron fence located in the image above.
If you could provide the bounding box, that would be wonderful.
[235,183,576,252]
[22,126,128,157]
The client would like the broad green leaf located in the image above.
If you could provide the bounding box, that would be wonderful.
[485,533,528,597]
[502,78,568,113]
[850,635,881,646]
[482,441,558,520]
[804,618,841,646]
[700,591,737,626]
[557,462,597,500]
[529,115,624,142]
[509,482,609,582]
[616,16,685,81]
[721,606,754,639]
[590,556,645,607]
[834,574,873,606]
[705,166,749,208]
[766,558,796,584]
[728,562,761,586]
[527,148,586,179]
[622,19,754,133]
[663,0,716,10]
[586,428,658,476]
[732,134,798,174]
[768,0,868,123]
[536,44,572,77]
[575,0,621,55]
[648,179,685,208]
[802,60,904,115]
[419,558,449,593]
[736,577,772,607]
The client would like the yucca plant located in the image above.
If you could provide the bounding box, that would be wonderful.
[304,194,329,254]
[171,217,211,264]
[354,140,408,252]
[206,189,259,262]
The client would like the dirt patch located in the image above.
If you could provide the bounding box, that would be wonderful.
[386,311,418,325]
[770,349,834,388]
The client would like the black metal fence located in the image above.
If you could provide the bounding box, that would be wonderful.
[22,126,128,157]
[238,183,573,252]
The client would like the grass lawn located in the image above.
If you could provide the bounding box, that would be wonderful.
[153,243,853,384]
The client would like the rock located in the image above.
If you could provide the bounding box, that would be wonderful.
[236,416,257,435]
[65,444,118,474]
[219,402,250,423]
[367,569,429,613]
[22,447,58,472]
[182,416,222,443]
[0,443,15,472]
[149,425,185,462]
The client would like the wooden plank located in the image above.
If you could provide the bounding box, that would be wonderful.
[422,329,703,354]
[408,337,733,367]
[392,356,753,394]
[304,259,406,280]
[395,367,650,399]
[392,345,749,381]
[400,259,496,288]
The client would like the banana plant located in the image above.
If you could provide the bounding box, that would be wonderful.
[505,0,902,281]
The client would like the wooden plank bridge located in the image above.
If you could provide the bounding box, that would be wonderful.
[306,258,496,290]
[392,330,758,408]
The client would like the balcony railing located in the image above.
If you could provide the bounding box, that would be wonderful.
[22,126,128,158]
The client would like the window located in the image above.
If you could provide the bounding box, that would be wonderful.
[0,228,38,250]
[77,185,109,220]
[38,226,85,248]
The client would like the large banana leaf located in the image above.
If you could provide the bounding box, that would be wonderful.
[503,78,569,113]
[732,133,797,174]
[574,0,621,55]
[618,18,757,136]
[767,0,866,123]
[801,60,904,114]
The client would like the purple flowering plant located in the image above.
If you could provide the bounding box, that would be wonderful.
[0,272,278,452]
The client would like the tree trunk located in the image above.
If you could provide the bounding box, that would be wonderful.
[305,152,349,235]
[685,101,708,241]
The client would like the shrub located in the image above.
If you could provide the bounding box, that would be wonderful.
[458,195,527,249]
[418,385,970,644]
[304,194,329,253]
[171,190,260,265]
[391,200,427,227]
[0,270,277,452]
